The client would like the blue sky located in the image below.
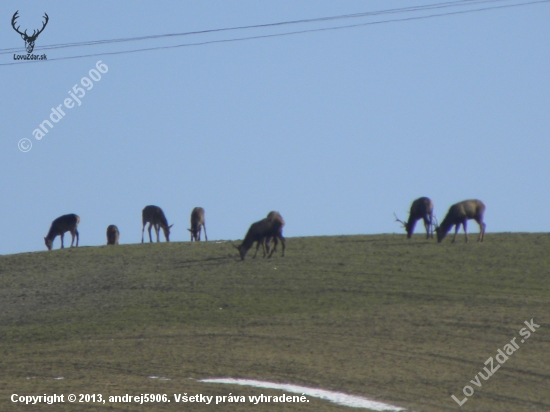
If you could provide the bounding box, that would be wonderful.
[1,0,549,254]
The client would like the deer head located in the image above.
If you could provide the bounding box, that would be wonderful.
[394,212,411,237]
[188,228,199,241]
[161,224,174,242]
[12,11,49,54]
[232,242,247,260]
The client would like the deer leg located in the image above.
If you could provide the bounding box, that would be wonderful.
[270,235,285,257]
[253,241,261,258]
[264,237,270,255]
[60,233,65,249]
[75,229,79,247]
[463,220,469,243]
[203,224,207,241]
[478,220,486,242]
[263,237,269,256]
[155,224,161,242]
[147,223,153,243]
[423,216,430,239]
[141,223,146,243]
[268,237,279,258]
[262,237,269,258]
[70,230,75,247]
[269,237,277,255]
[452,224,460,243]
[197,227,201,241]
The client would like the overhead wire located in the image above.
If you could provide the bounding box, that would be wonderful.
[0,0,509,55]
[1,0,548,67]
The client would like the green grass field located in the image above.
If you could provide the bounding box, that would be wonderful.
[0,233,548,411]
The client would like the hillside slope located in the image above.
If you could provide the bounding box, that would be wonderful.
[0,234,548,411]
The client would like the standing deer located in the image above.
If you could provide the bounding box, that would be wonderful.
[435,199,486,243]
[44,214,80,250]
[264,211,285,256]
[11,11,49,54]
[394,197,435,239]
[106,225,120,245]
[234,212,286,260]
[188,207,207,241]
[141,205,173,243]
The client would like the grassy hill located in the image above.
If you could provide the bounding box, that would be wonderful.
[0,233,548,411]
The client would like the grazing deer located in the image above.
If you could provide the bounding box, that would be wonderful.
[141,205,173,243]
[106,225,120,245]
[188,207,207,241]
[44,214,80,250]
[234,212,286,260]
[11,11,49,54]
[394,197,435,239]
[435,199,486,243]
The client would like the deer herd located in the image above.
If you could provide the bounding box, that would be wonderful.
[394,197,486,243]
[43,198,486,258]
[43,206,286,260]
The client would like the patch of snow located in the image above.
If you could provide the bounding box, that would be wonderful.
[199,378,405,411]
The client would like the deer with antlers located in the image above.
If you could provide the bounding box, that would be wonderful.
[141,205,173,243]
[394,197,435,239]
[435,199,486,243]
[44,214,80,250]
[188,207,207,242]
[11,11,49,54]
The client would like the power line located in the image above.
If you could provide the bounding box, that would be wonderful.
[0,0,505,55]
[2,0,548,67]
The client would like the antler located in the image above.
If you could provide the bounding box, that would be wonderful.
[11,11,49,40]
[11,11,26,37]
[393,212,407,228]
[31,13,49,39]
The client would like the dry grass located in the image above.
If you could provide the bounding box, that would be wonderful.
[0,233,548,411]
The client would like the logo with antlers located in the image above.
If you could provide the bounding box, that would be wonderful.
[11,11,49,54]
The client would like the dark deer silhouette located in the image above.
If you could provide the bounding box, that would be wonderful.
[394,197,435,239]
[44,214,80,250]
[11,11,49,53]
[436,199,486,243]
[106,225,120,245]
[263,211,285,256]
[188,207,207,241]
[141,205,173,243]
[234,212,286,260]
